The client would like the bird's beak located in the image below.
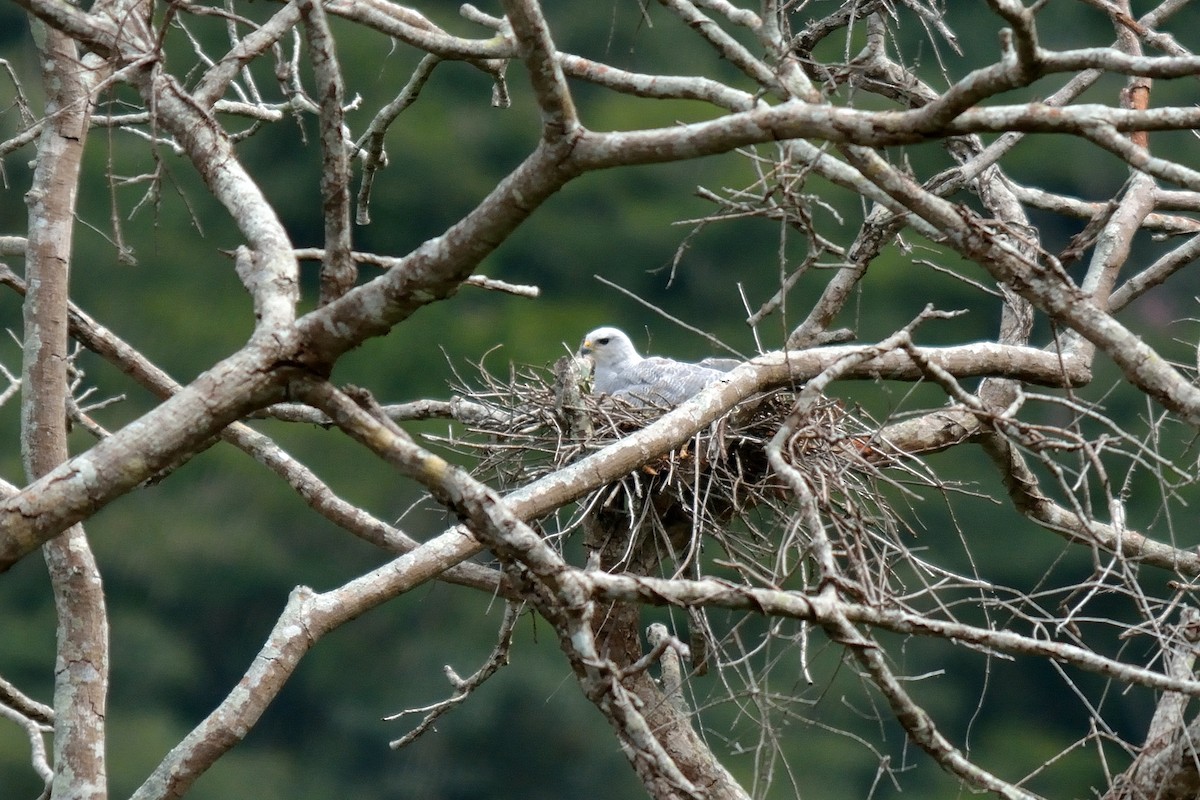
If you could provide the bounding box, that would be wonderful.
[578,340,593,357]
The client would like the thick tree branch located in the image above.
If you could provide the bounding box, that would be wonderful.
[22,24,111,800]
[502,0,577,138]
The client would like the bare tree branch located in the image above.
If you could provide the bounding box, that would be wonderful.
[21,21,111,800]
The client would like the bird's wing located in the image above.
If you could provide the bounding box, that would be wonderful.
[609,357,725,405]
[696,357,742,372]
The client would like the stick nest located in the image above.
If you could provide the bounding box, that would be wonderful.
[431,357,931,598]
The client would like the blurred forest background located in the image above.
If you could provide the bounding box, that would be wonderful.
[3,1,1200,798]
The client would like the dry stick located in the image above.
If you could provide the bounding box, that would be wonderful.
[823,610,1043,800]
[593,274,747,358]
[0,674,53,726]
[354,53,440,225]
[298,0,355,304]
[89,99,288,128]
[0,702,52,790]
[322,0,513,59]
[658,0,784,97]
[253,397,503,426]
[292,247,540,297]
[1156,187,1200,211]
[0,668,54,791]
[193,2,301,107]
[216,1,264,106]
[1011,183,1200,234]
[557,52,757,111]
[385,600,522,749]
[1109,232,1200,311]
[579,572,1200,699]
[0,109,43,157]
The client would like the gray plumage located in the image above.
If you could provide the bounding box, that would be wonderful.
[577,326,728,406]
[696,357,741,372]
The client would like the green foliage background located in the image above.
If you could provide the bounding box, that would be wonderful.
[2,2,1199,798]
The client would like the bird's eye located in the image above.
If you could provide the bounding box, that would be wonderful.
[597,337,610,345]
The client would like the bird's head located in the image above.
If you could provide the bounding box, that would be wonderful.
[578,326,641,370]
